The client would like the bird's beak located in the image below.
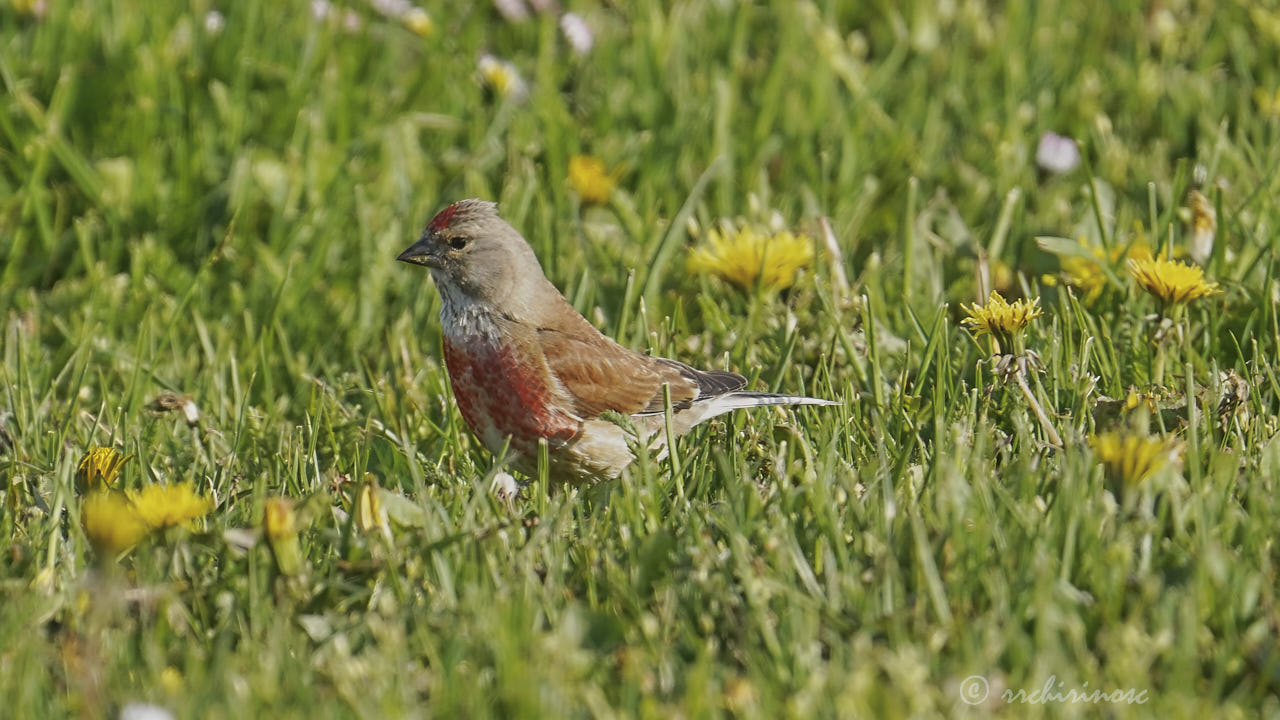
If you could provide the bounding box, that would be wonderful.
[396,236,440,268]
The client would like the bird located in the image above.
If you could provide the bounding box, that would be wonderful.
[397,199,838,481]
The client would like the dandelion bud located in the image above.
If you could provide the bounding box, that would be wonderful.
[402,7,433,37]
[76,447,133,491]
[264,497,304,576]
[355,475,390,540]
[1188,189,1216,266]
[685,214,701,239]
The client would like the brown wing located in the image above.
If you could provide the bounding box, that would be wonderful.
[537,327,699,418]
[655,359,747,399]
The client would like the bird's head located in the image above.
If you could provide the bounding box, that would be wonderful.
[397,199,548,310]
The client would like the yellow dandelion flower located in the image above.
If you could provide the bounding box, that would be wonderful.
[1058,239,1154,301]
[1090,432,1178,486]
[961,291,1043,355]
[568,155,616,204]
[160,667,183,696]
[76,447,133,491]
[81,492,149,554]
[1127,256,1219,307]
[688,225,814,291]
[477,54,527,101]
[127,483,214,531]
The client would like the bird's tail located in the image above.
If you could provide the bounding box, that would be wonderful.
[692,391,840,425]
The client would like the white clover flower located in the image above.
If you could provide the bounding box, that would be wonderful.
[1035,131,1081,174]
[203,10,225,34]
[560,13,593,55]
[311,0,333,21]
[494,0,529,22]
[370,0,412,19]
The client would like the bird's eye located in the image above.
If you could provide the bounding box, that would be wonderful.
[448,236,469,250]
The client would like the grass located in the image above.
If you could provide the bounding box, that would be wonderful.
[2,0,1280,717]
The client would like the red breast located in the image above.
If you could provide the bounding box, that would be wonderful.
[442,338,579,455]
